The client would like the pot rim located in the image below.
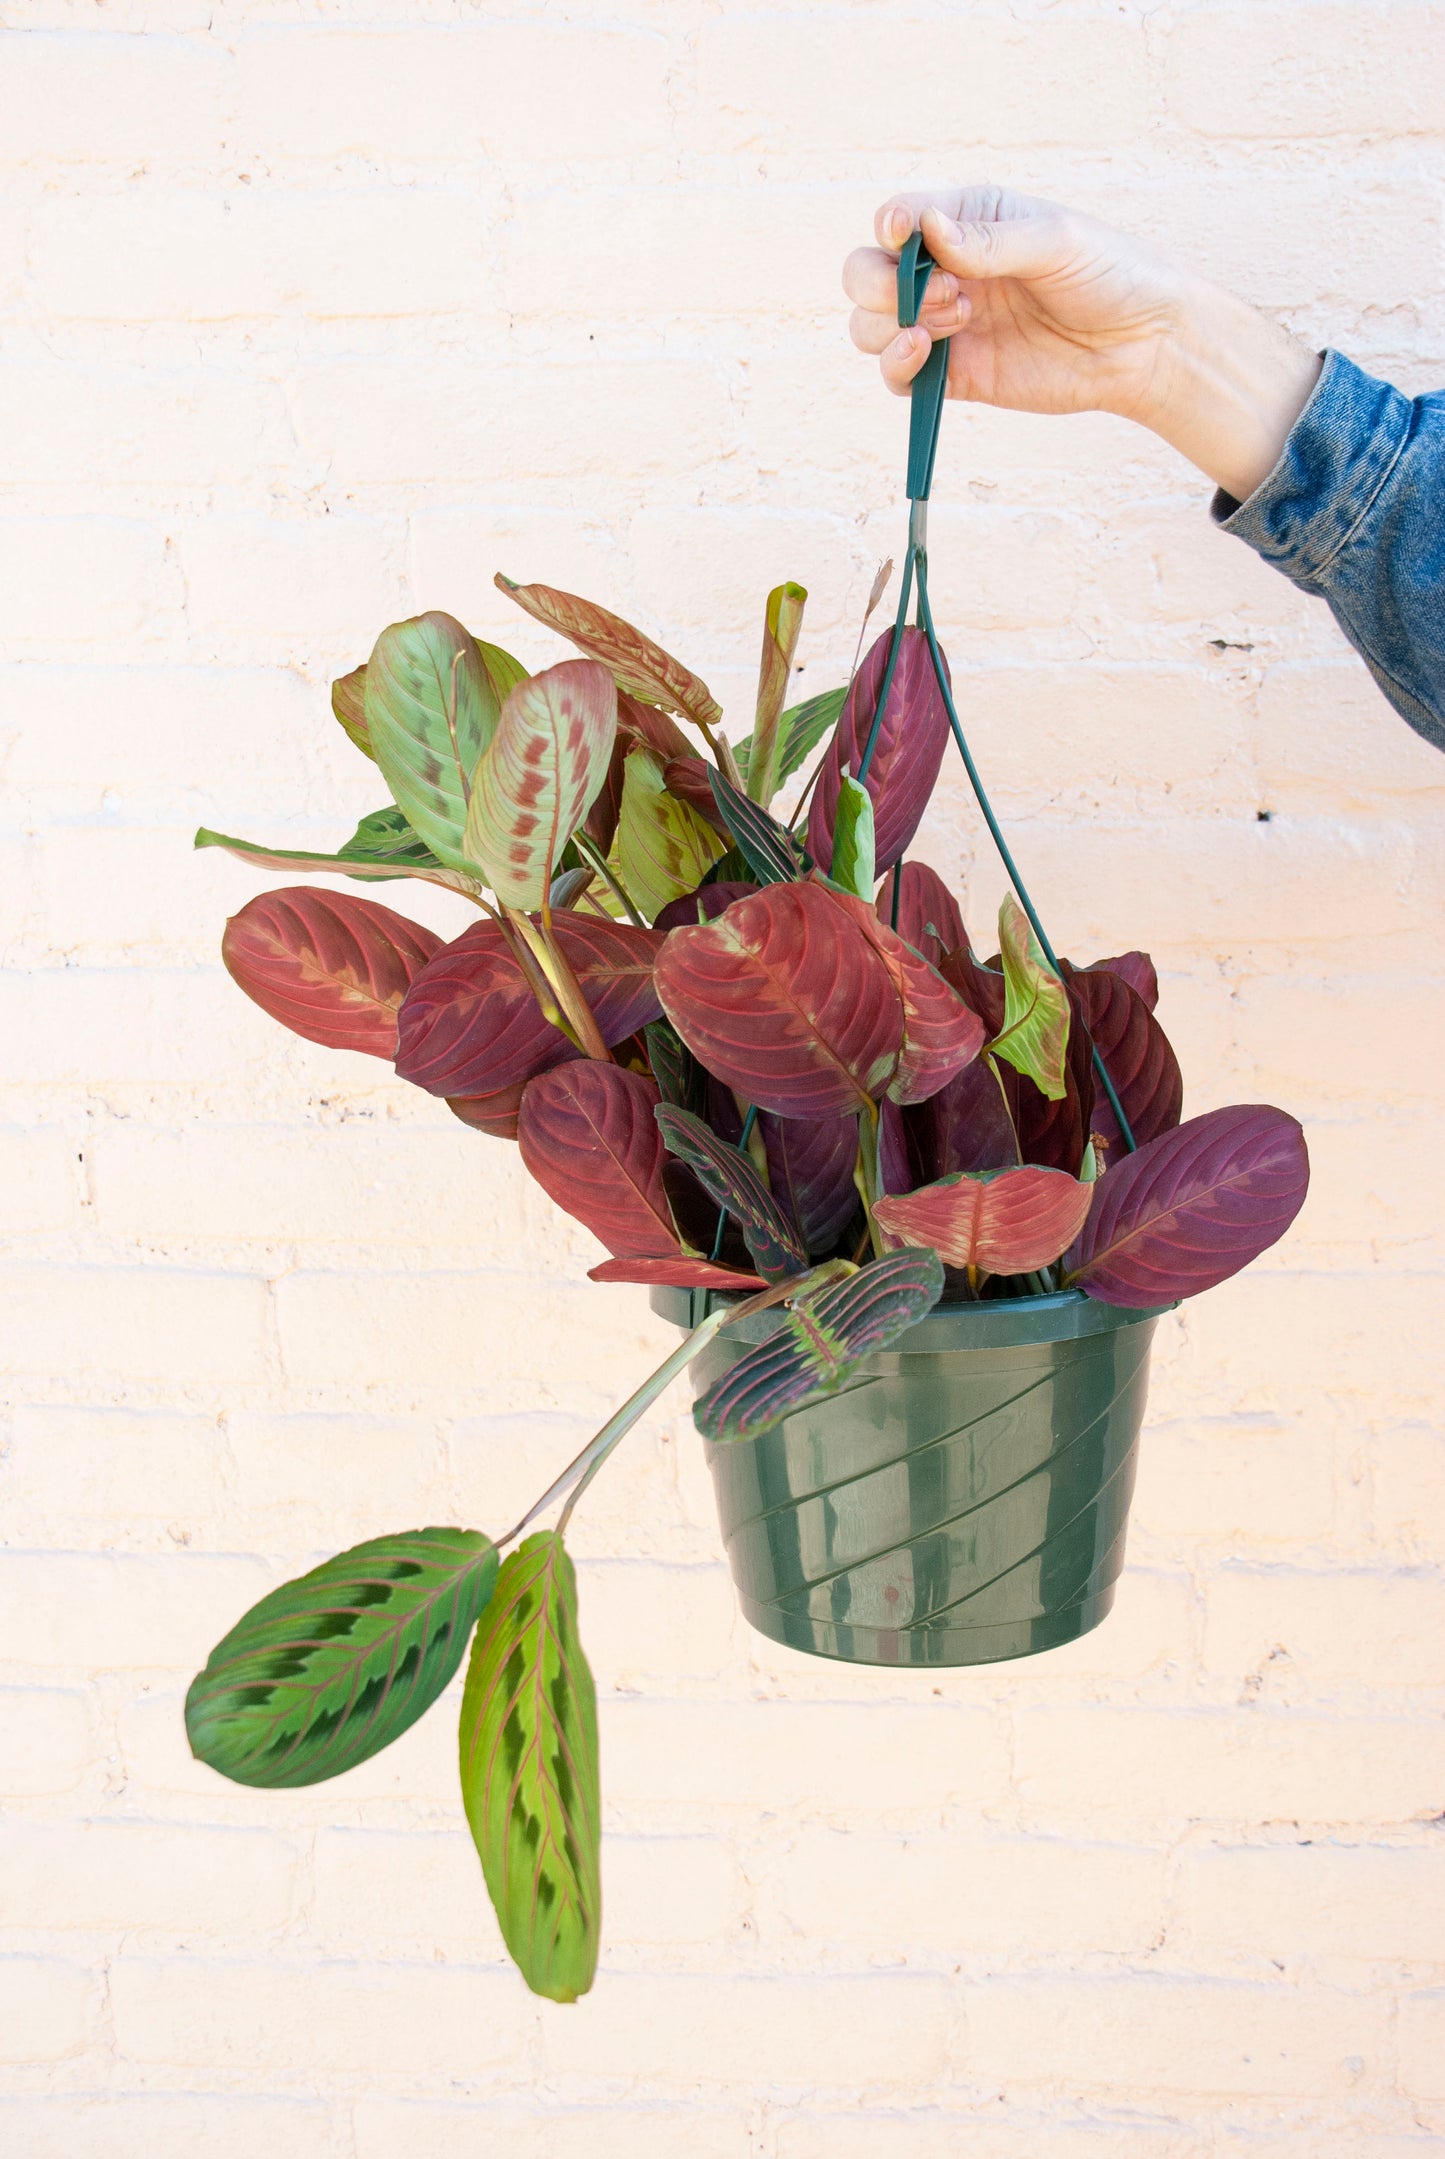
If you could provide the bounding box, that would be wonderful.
[648,1282,1174,1352]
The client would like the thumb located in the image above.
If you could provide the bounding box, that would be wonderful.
[920,204,1070,285]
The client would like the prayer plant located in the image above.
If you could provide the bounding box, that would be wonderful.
[188,570,1310,2001]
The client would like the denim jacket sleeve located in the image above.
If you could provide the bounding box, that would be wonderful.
[1212,349,1445,752]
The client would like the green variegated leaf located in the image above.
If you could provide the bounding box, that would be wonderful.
[186,1528,497,1789]
[477,639,529,706]
[694,1248,944,1442]
[614,745,725,920]
[737,686,846,791]
[458,1532,601,2004]
[364,612,500,870]
[463,659,618,909]
[830,774,876,900]
[331,664,372,759]
[194,812,475,894]
[989,893,1071,1102]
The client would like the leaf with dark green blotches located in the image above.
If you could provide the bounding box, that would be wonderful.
[694,1248,944,1442]
[706,766,802,886]
[186,1528,497,1789]
[364,611,501,870]
[655,1103,807,1282]
[458,1532,601,2004]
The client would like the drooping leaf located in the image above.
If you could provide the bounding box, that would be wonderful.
[761,1108,861,1255]
[195,814,471,894]
[746,581,807,808]
[807,627,951,875]
[989,893,1070,1102]
[904,1056,1019,1182]
[655,881,903,1120]
[519,1063,676,1257]
[655,1104,807,1282]
[1065,1104,1310,1306]
[458,1532,600,2003]
[331,663,372,759]
[186,1528,496,1790]
[873,1165,1093,1277]
[588,1256,765,1290]
[693,1249,945,1442]
[877,861,968,964]
[651,880,759,936]
[830,775,876,900]
[463,659,618,909]
[363,612,499,870]
[707,765,803,886]
[395,916,662,1098]
[447,1079,529,1141]
[615,746,726,920]
[737,684,847,792]
[223,887,443,1059]
[1064,964,1182,1153]
[828,887,986,1106]
[1085,950,1159,1013]
[495,574,722,732]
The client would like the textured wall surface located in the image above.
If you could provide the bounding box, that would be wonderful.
[3,1,1445,2152]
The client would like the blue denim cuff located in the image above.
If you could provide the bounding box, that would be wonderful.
[1210,349,1413,578]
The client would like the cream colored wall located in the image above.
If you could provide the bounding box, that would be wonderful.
[3,2,1444,2152]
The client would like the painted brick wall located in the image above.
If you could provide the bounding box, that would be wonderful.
[2,2,1444,2152]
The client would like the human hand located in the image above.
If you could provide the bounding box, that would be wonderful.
[844,186,1322,503]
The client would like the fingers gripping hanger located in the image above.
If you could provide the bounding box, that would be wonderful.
[858,231,1138,1154]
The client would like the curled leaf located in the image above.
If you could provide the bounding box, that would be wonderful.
[873,1165,1093,1277]
[1086,950,1159,1013]
[331,663,371,758]
[990,893,1070,1102]
[747,581,807,808]
[364,612,499,870]
[736,684,847,792]
[830,774,876,900]
[223,887,442,1059]
[495,574,721,732]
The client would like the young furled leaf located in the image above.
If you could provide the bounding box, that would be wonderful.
[876,861,968,964]
[746,581,807,808]
[223,888,443,1059]
[989,893,1071,1102]
[736,685,847,791]
[830,774,876,900]
[873,1165,1093,1278]
[1065,1104,1309,1307]
[195,814,472,895]
[761,1109,862,1255]
[706,765,803,886]
[186,1529,497,1789]
[519,1063,678,1258]
[331,663,371,758]
[615,746,726,919]
[655,881,904,1120]
[395,916,662,1098]
[463,659,618,909]
[363,612,499,870]
[655,1104,808,1282]
[458,1532,601,2004]
[693,1249,945,1442]
[807,627,951,876]
[1064,964,1182,1151]
[495,574,722,732]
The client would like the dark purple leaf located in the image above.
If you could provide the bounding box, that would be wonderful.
[1066,1104,1309,1306]
[655,1105,807,1281]
[1064,964,1183,1154]
[652,880,758,936]
[446,1078,528,1140]
[660,1159,754,1270]
[938,945,1006,1037]
[878,1098,913,1196]
[1000,989,1097,1176]
[518,1063,677,1258]
[663,756,730,836]
[761,1109,860,1255]
[807,627,951,875]
[1085,950,1159,1012]
[693,1249,945,1442]
[905,1056,1019,1182]
[876,861,968,965]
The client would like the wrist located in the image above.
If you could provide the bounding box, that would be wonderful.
[1132,275,1323,503]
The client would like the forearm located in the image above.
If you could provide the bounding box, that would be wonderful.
[1135,277,1324,502]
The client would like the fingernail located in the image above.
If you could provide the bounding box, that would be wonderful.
[891,329,921,360]
[930,212,962,244]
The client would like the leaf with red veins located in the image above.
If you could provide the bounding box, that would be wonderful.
[223,887,442,1059]
[519,1063,677,1258]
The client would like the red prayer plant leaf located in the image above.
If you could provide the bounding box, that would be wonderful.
[518,1064,677,1258]
[587,1257,765,1290]
[807,627,951,875]
[495,576,723,732]
[617,691,693,764]
[655,881,903,1120]
[876,861,968,965]
[651,880,758,936]
[761,1109,861,1256]
[395,915,662,1099]
[828,887,986,1105]
[874,1165,1094,1278]
[1065,1104,1310,1307]
[223,887,442,1060]
[1063,964,1182,1154]
[446,1079,529,1141]
[1085,950,1159,1012]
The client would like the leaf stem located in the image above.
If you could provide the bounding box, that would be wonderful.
[572,829,648,929]
[506,906,611,1062]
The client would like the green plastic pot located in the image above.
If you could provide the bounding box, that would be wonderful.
[651,1286,1169,1668]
